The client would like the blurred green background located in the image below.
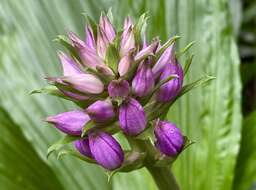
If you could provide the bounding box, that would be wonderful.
[0,0,255,190]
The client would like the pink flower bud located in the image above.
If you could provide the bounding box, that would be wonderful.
[85,25,96,50]
[118,54,132,76]
[123,16,133,29]
[61,74,104,94]
[57,51,82,76]
[99,15,116,42]
[68,32,105,69]
[120,26,135,57]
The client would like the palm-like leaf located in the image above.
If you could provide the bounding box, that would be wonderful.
[0,0,241,190]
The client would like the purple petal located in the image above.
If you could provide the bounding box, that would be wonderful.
[74,138,93,158]
[60,89,89,101]
[132,62,155,97]
[108,80,130,99]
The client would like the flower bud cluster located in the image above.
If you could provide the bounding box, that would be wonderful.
[45,13,186,171]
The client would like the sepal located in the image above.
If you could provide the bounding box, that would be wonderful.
[105,43,119,74]
[106,151,146,181]
[47,135,79,158]
[175,41,195,58]
[183,54,194,75]
[57,148,96,164]
[82,13,98,37]
[178,75,216,97]
[133,13,148,45]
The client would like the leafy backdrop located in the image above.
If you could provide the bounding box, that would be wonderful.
[0,0,245,190]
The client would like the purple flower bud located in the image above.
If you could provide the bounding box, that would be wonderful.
[120,26,135,57]
[118,54,132,76]
[58,51,82,76]
[152,44,175,79]
[46,110,90,136]
[108,80,130,99]
[89,132,124,170]
[134,41,159,61]
[156,62,183,102]
[85,26,96,50]
[74,138,93,158]
[99,15,116,42]
[119,98,146,136]
[60,74,104,94]
[132,62,154,97]
[86,100,115,122]
[154,120,184,157]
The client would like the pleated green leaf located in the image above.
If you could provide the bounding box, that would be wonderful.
[0,106,64,190]
[0,0,241,190]
[165,1,242,190]
[233,112,256,190]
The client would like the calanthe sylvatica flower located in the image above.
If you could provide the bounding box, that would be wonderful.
[35,10,214,190]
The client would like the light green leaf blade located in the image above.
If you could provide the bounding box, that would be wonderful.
[0,106,64,190]
[233,112,256,190]
[168,1,242,190]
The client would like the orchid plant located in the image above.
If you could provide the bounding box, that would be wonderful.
[33,11,214,190]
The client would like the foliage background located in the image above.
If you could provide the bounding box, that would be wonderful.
[0,0,255,190]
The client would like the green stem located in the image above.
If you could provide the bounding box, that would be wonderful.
[127,138,180,190]
[146,166,180,190]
